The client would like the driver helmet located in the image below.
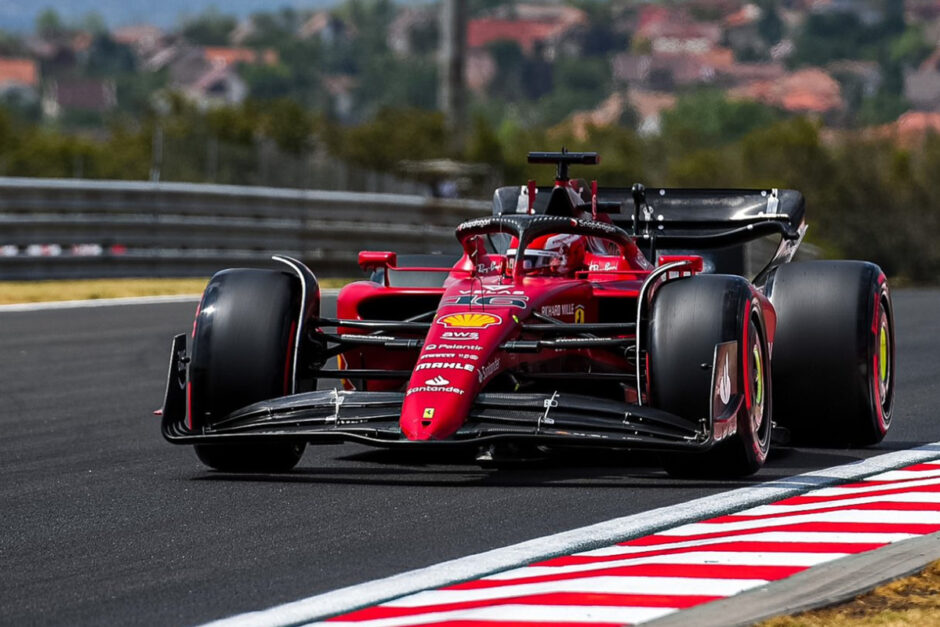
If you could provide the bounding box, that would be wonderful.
[506,233,586,276]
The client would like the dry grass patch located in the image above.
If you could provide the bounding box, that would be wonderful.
[760,559,940,626]
[0,277,355,304]
[0,278,210,304]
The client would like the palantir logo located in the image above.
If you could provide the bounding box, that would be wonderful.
[425,376,450,387]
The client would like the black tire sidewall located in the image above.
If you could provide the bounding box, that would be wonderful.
[189,269,299,429]
[188,268,306,472]
[650,275,770,477]
[767,261,893,446]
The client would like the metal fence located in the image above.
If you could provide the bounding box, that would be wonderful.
[154,134,433,196]
[0,178,490,280]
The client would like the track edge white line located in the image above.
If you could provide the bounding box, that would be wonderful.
[202,441,940,627]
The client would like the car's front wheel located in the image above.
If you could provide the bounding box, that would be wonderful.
[189,268,307,472]
[649,274,772,478]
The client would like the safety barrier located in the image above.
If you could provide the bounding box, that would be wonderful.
[0,178,490,280]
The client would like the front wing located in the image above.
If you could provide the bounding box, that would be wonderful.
[161,335,721,452]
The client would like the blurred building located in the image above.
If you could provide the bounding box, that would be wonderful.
[905,48,940,111]
[730,67,844,115]
[467,3,587,59]
[112,25,165,57]
[0,58,39,104]
[42,78,117,118]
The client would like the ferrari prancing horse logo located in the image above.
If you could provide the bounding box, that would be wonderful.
[423,408,435,419]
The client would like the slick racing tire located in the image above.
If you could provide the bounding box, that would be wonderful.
[189,268,306,472]
[766,261,894,446]
[649,275,772,478]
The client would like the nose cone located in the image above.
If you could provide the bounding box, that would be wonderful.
[400,400,457,441]
[401,368,475,440]
[400,412,425,440]
[401,278,529,441]
[401,312,517,440]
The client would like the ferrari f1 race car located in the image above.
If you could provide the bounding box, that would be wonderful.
[159,151,895,477]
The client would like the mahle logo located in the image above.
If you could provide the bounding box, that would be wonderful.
[438,313,502,329]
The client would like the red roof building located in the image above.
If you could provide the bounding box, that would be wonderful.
[0,58,38,87]
[871,111,940,146]
[468,19,566,54]
[467,3,587,54]
[635,5,722,52]
[203,46,278,68]
[731,67,843,114]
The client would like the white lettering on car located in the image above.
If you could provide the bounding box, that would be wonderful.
[440,331,480,341]
[539,303,580,317]
[414,362,475,373]
[406,386,465,396]
[476,260,502,274]
[419,352,457,360]
[434,343,484,352]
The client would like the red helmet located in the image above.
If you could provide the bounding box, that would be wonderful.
[507,233,586,276]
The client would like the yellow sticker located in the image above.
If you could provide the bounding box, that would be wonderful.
[574,306,585,324]
[438,313,502,328]
[423,408,435,419]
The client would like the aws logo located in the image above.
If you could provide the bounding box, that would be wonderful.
[437,313,502,329]
[440,331,479,341]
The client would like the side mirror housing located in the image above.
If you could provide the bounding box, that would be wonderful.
[358,251,397,272]
[657,254,704,275]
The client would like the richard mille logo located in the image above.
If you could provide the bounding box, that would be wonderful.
[425,376,450,387]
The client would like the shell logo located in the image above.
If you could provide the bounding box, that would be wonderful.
[438,312,502,329]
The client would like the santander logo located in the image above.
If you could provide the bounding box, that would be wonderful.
[425,376,450,387]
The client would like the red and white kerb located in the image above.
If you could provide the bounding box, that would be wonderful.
[322,460,940,626]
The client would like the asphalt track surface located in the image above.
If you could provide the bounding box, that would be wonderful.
[2,289,939,626]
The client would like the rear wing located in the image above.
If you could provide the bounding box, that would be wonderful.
[492,185,807,281]
[493,186,804,244]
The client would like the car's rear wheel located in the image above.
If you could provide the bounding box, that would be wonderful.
[767,261,894,446]
[189,268,307,472]
[649,275,772,478]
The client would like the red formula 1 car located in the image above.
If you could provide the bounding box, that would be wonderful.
[160,151,895,477]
